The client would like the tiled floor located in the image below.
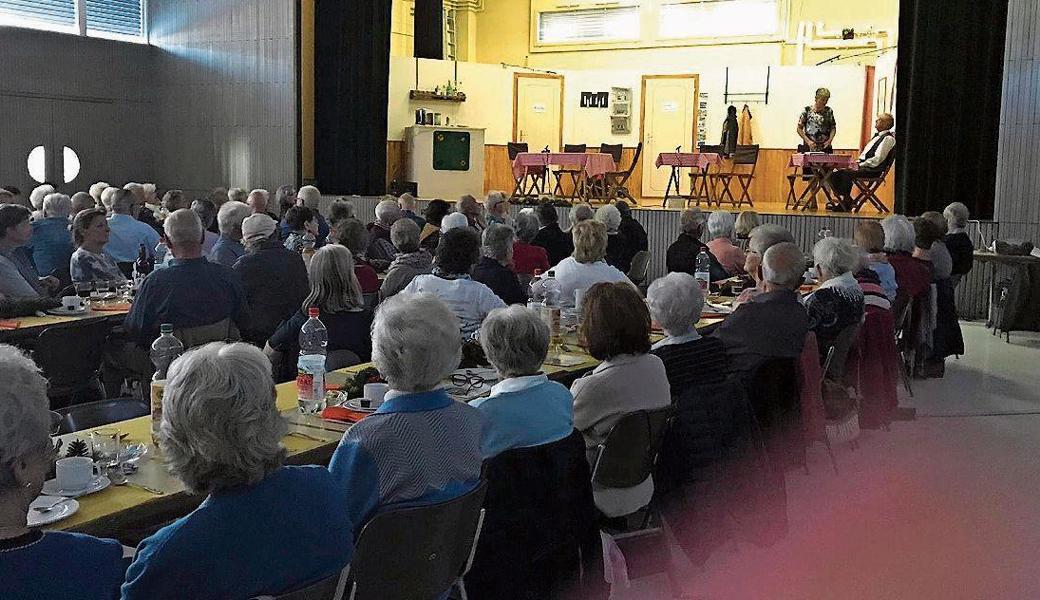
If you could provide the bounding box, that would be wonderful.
[615,321,1040,600]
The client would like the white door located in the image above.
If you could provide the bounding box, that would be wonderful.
[641,75,699,197]
[514,74,563,152]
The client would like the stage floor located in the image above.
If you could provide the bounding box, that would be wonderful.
[627,198,890,218]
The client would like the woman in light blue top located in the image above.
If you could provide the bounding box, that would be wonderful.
[473,305,574,459]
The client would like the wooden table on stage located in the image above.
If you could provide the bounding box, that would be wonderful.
[0,306,130,344]
[788,153,857,211]
[655,152,723,207]
[511,152,616,202]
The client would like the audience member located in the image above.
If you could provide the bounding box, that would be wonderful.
[70,191,95,215]
[458,194,486,230]
[714,242,810,378]
[882,215,931,304]
[124,209,248,347]
[0,345,127,600]
[103,188,160,265]
[366,199,401,264]
[441,212,469,233]
[917,212,953,281]
[616,200,648,271]
[295,186,330,246]
[734,223,796,305]
[126,183,163,234]
[227,187,249,205]
[234,214,309,346]
[0,205,57,298]
[247,189,279,221]
[734,210,760,243]
[0,186,26,209]
[531,203,573,265]
[379,219,432,301]
[419,199,450,252]
[853,221,898,301]
[282,205,318,254]
[595,203,633,272]
[327,199,356,230]
[485,191,511,226]
[28,184,55,221]
[474,305,574,458]
[511,211,550,276]
[28,193,74,282]
[122,343,354,600]
[328,293,484,528]
[943,202,975,289]
[473,224,527,305]
[190,199,220,255]
[568,203,594,231]
[88,182,110,205]
[209,201,251,267]
[70,208,126,284]
[161,189,190,217]
[572,282,670,517]
[331,218,381,293]
[666,208,729,283]
[705,211,746,275]
[403,227,506,338]
[274,185,296,219]
[647,272,727,392]
[805,237,865,356]
[546,220,629,307]
[397,193,426,229]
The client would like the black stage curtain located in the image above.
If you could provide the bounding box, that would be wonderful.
[414,0,444,60]
[313,0,391,196]
[895,0,1009,219]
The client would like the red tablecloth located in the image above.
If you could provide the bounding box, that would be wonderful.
[512,152,616,180]
[789,153,857,169]
[654,152,723,169]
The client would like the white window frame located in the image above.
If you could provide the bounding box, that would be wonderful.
[0,0,147,43]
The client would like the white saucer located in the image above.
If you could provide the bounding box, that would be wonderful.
[343,398,378,413]
[41,475,110,498]
[27,496,80,527]
[45,306,90,316]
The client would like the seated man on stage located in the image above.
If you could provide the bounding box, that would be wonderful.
[827,113,896,211]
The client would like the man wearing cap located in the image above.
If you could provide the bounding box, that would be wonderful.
[232,213,310,345]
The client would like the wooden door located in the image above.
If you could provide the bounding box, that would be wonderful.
[640,75,699,198]
[513,74,563,152]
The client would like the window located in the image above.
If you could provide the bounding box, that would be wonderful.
[63,147,81,183]
[658,0,779,40]
[537,6,640,45]
[27,146,47,184]
[0,0,144,40]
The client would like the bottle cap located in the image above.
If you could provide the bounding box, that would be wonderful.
[160,324,173,334]
[308,307,320,318]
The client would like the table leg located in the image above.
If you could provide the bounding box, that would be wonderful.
[663,166,678,208]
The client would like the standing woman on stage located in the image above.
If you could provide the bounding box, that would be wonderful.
[797,87,836,152]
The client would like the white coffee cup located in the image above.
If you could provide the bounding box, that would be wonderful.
[363,383,389,408]
[61,296,85,312]
[55,456,96,491]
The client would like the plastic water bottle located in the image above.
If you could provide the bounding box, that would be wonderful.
[695,249,712,292]
[540,270,563,355]
[297,307,328,414]
[150,324,183,444]
[528,268,545,310]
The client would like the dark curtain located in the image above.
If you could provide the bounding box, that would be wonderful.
[895,0,1009,219]
[313,0,391,196]
[414,0,444,60]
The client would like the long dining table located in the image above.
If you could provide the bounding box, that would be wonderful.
[0,306,130,344]
[49,314,728,542]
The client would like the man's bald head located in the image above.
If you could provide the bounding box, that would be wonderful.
[762,242,806,290]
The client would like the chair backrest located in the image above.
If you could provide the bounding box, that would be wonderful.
[615,142,643,185]
[346,481,488,600]
[822,323,861,382]
[731,144,760,167]
[563,143,587,153]
[699,143,724,154]
[57,398,150,434]
[34,320,112,392]
[362,292,379,311]
[599,143,623,163]
[326,350,361,372]
[592,406,674,489]
[174,318,241,349]
[251,568,348,600]
[627,250,651,284]
[507,142,529,160]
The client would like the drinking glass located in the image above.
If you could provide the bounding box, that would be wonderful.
[74,281,92,300]
[90,428,121,473]
[89,282,102,307]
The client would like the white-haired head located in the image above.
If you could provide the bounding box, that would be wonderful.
[372,293,462,392]
[297,185,322,209]
[813,237,859,280]
[881,215,915,253]
[707,211,736,241]
[89,182,111,203]
[734,210,761,238]
[514,211,539,243]
[570,203,594,225]
[595,204,622,233]
[70,192,96,215]
[375,199,402,226]
[42,193,72,219]
[479,305,549,378]
[943,202,970,231]
[680,208,707,237]
[647,272,704,338]
[217,200,251,238]
[482,223,515,263]
[398,193,417,211]
[485,191,509,216]
[100,186,119,209]
[0,345,51,499]
[762,242,806,290]
[441,212,469,233]
[247,189,270,214]
[160,342,286,494]
[164,208,204,249]
[748,224,794,255]
[103,188,134,214]
[29,184,55,210]
[227,187,248,204]
[390,218,420,253]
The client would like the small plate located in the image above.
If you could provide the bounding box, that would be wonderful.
[41,475,110,498]
[45,306,90,316]
[27,496,80,527]
[343,398,378,413]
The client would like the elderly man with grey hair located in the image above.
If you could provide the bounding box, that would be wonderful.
[485,191,511,226]
[247,188,279,221]
[473,223,527,305]
[473,305,574,458]
[397,192,426,229]
[70,191,96,215]
[457,194,486,230]
[647,272,728,392]
[209,200,252,267]
[0,345,128,599]
[279,185,330,246]
[122,342,355,600]
[705,211,746,275]
[103,187,160,265]
[329,293,484,531]
[227,187,249,205]
[28,193,75,281]
[124,209,248,348]
[666,208,729,283]
[379,218,432,301]
[805,237,864,354]
[365,198,402,265]
[714,241,810,378]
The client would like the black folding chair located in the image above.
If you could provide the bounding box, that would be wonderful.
[56,398,150,434]
[553,143,587,200]
[34,320,113,409]
[716,145,759,208]
[251,567,349,600]
[345,481,487,600]
[508,142,543,199]
[690,144,723,207]
[850,151,895,213]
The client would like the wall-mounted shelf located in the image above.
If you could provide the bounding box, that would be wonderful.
[409,90,466,103]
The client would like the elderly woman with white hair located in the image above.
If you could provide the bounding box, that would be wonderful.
[379,218,432,301]
[472,224,527,305]
[666,208,729,283]
[805,237,865,355]
[28,184,55,221]
[440,211,469,233]
[88,181,111,205]
[329,293,484,528]
[705,211,746,275]
[512,210,549,276]
[474,305,574,458]
[485,191,511,226]
[28,193,74,281]
[647,272,728,392]
[882,214,932,303]
[0,345,127,600]
[568,203,594,231]
[70,207,126,284]
[366,198,402,264]
[208,200,252,267]
[547,219,630,307]
[403,227,506,338]
[595,203,634,272]
[122,342,355,600]
[943,202,974,288]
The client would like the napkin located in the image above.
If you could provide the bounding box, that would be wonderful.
[0,319,20,330]
[321,405,371,424]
